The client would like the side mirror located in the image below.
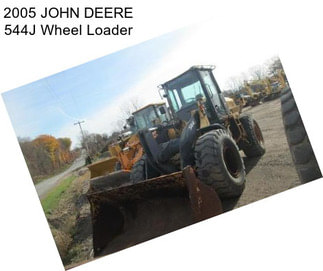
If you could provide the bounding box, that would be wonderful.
[159,107,166,115]
[158,86,167,99]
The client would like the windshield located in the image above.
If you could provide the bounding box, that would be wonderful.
[133,106,159,129]
[165,70,205,112]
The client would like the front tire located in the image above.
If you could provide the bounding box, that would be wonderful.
[194,129,246,198]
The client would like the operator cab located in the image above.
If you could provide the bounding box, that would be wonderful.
[159,66,229,124]
[132,103,171,130]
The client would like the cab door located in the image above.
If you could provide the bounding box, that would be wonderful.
[199,70,229,123]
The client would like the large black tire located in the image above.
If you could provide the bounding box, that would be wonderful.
[239,115,266,157]
[130,155,159,184]
[281,88,322,183]
[194,129,246,198]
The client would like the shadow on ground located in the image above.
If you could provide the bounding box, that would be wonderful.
[243,156,262,174]
[222,156,262,212]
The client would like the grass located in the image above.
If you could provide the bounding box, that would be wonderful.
[41,175,77,215]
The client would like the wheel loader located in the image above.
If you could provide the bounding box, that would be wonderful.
[87,65,265,257]
[242,80,263,106]
[87,102,172,178]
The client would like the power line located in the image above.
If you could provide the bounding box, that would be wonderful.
[45,77,79,121]
[62,70,83,119]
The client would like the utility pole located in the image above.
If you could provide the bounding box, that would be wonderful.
[74,120,90,156]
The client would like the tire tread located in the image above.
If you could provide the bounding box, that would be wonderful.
[281,88,322,182]
[195,129,246,198]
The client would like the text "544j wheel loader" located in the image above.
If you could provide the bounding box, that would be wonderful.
[87,65,266,257]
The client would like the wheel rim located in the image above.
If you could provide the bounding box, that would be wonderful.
[223,142,242,178]
[253,120,264,146]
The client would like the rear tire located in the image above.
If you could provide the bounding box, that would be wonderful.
[239,115,266,157]
[194,129,246,198]
[281,88,322,183]
[130,155,159,184]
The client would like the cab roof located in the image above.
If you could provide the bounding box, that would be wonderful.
[159,65,216,89]
[132,102,165,114]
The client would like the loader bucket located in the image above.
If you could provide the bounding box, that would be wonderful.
[86,167,223,257]
[87,156,119,178]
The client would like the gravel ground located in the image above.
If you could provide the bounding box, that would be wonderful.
[227,98,301,210]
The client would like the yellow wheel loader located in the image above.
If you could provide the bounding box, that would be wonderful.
[87,66,265,257]
[87,103,171,178]
[228,93,248,112]
[242,81,263,106]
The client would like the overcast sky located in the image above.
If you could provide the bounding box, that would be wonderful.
[2,19,278,148]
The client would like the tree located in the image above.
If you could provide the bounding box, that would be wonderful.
[18,135,76,182]
[114,119,126,132]
[58,137,72,151]
[266,57,283,76]
[119,96,143,119]
[58,138,73,164]
[79,132,110,157]
[225,76,245,92]
[33,135,60,168]
[248,64,268,80]
[115,96,144,132]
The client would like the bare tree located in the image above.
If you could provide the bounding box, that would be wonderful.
[79,131,110,157]
[225,76,245,92]
[248,65,268,80]
[119,96,143,120]
[266,56,283,76]
[113,119,126,132]
[114,96,144,132]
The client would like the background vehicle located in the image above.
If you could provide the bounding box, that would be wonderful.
[243,69,289,103]
[242,80,263,106]
[132,102,172,129]
[87,103,171,177]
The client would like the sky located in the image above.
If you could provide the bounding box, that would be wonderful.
[2,19,278,148]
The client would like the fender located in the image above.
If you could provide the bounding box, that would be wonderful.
[198,123,226,135]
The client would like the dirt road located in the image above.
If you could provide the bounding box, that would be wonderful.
[224,98,301,211]
[36,151,86,199]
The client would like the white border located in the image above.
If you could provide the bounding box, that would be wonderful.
[1,1,322,270]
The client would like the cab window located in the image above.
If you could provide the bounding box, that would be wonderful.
[166,70,205,112]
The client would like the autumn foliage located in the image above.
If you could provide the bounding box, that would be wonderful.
[19,135,78,182]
